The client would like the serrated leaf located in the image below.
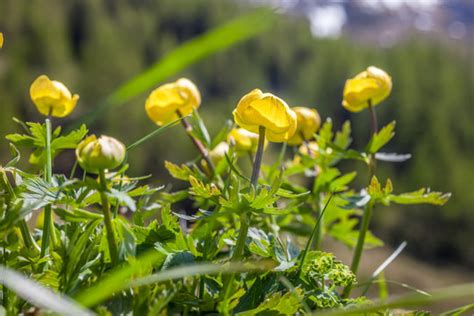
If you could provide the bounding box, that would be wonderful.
[389,189,451,206]
[334,120,352,150]
[164,161,194,181]
[237,289,302,315]
[188,176,220,199]
[368,176,383,198]
[318,119,334,148]
[366,121,396,154]
[50,124,88,151]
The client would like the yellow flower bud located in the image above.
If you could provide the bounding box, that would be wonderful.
[233,89,297,143]
[0,32,4,48]
[209,142,229,165]
[145,78,201,126]
[201,142,229,176]
[29,75,79,117]
[76,135,126,174]
[342,66,392,112]
[287,107,321,146]
[227,128,268,153]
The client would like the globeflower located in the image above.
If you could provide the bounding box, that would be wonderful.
[233,89,297,142]
[145,78,201,125]
[76,135,126,174]
[228,128,267,153]
[0,32,3,48]
[287,107,321,146]
[30,75,79,117]
[342,66,392,112]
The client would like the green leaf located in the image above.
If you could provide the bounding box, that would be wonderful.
[164,161,195,181]
[366,121,396,154]
[106,188,136,211]
[50,124,88,151]
[75,257,270,308]
[329,218,384,249]
[188,175,221,199]
[329,171,357,192]
[389,189,451,206]
[237,290,303,315]
[211,120,234,149]
[334,120,352,150]
[76,9,277,126]
[0,265,95,315]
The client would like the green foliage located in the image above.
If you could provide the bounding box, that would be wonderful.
[0,1,467,314]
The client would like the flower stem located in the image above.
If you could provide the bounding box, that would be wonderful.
[342,200,374,298]
[343,99,379,298]
[221,126,266,310]
[40,117,57,257]
[176,110,216,177]
[250,126,266,188]
[368,99,378,179]
[98,169,119,266]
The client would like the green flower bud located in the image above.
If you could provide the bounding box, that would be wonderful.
[76,135,126,174]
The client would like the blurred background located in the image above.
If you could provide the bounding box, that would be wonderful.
[0,0,473,297]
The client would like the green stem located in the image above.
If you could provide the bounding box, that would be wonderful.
[99,169,119,266]
[342,99,379,298]
[221,126,266,311]
[367,100,378,179]
[250,126,265,188]
[176,110,216,177]
[342,200,374,297]
[312,194,323,250]
[40,117,56,257]
[297,194,334,278]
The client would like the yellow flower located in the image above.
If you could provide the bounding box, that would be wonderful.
[76,135,126,174]
[228,128,267,153]
[233,89,297,142]
[30,75,79,117]
[0,32,3,48]
[145,78,201,125]
[209,142,229,165]
[342,66,392,112]
[287,107,321,146]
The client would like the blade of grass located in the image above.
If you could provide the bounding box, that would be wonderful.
[126,117,182,151]
[358,279,431,297]
[130,260,272,287]
[440,303,474,316]
[360,241,407,296]
[0,265,95,315]
[76,9,277,127]
[317,283,474,315]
